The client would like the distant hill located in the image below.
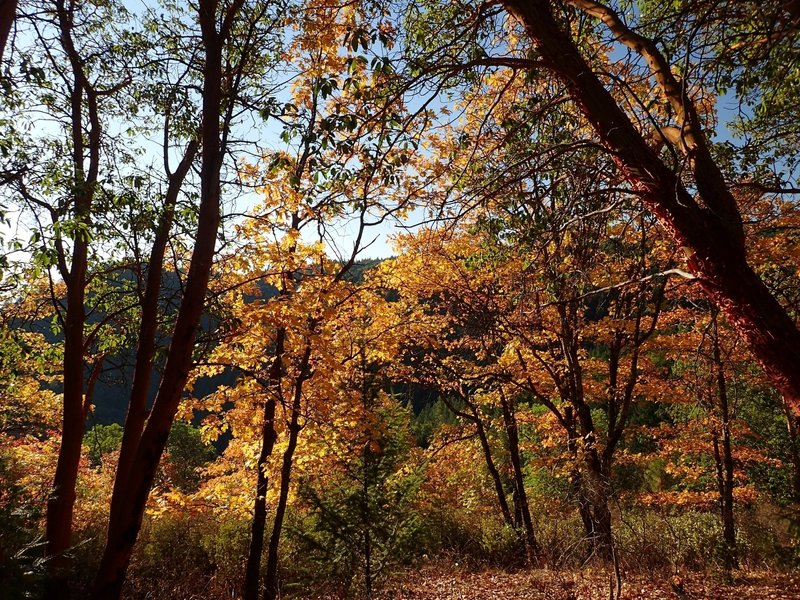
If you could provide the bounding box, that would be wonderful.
[24,258,396,427]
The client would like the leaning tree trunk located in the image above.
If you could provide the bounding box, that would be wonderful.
[440,394,515,527]
[114,140,198,492]
[502,0,800,417]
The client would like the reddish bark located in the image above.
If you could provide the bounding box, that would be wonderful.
[114,139,198,492]
[502,0,800,416]
[44,2,102,595]
[90,2,241,598]
[0,0,15,63]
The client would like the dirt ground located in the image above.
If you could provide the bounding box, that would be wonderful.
[359,564,800,600]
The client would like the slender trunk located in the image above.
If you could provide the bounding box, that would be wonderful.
[363,433,373,600]
[712,432,736,572]
[720,394,737,571]
[45,278,86,598]
[499,392,539,561]
[263,398,303,600]
[712,320,737,571]
[440,396,514,526]
[243,329,285,600]
[45,3,99,594]
[243,398,277,600]
[90,3,233,597]
[115,140,198,490]
[502,0,800,417]
[475,416,515,528]
[362,352,373,600]
[263,342,312,600]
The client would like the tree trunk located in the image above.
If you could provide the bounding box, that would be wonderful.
[243,398,278,600]
[584,459,613,561]
[712,320,738,571]
[362,430,373,600]
[712,432,736,572]
[44,280,86,599]
[243,328,285,600]
[263,342,312,600]
[502,0,800,417]
[90,3,232,597]
[45,3,100,594]
[499,391,539,561]
[440,395,514,527]
[564,408,598,556]
[114,140,198,491]
[263,400,303,600]
[0,0,15,63]
[473,413,515,528]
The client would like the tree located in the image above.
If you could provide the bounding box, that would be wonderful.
[2,2,146,592]
[90,2,285,597]
[493,0,800,416]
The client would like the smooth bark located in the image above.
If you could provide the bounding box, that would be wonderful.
[502,0,800,416]
[114,139,198,493]
[90,2,241,597]
[45,2,101,595]
[0,0,15,62]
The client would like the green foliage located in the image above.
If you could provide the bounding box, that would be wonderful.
[412,397,459,447]
[0,452,46,600]
[288,400,422,596]
[83,421,214,491]
[84,424,124,466]
[125,513,249,600]
[163,421,216,492]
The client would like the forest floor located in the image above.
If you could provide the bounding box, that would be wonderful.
[351,563,800,600]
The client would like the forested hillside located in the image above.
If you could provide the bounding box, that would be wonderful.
[2,1,800,599]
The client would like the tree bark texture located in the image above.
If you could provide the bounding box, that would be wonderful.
[45,2,101,595]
